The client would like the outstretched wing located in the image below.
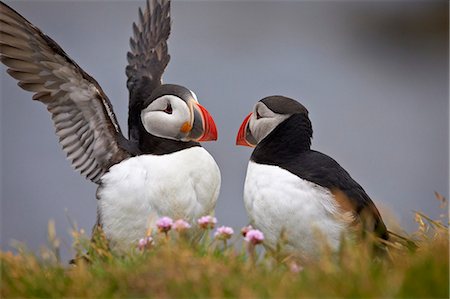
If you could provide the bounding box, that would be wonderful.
[0,2,130,184]
[126,0,171,141]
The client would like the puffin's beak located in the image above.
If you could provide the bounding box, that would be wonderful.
[236,112,256,147]
[184,101,218,142]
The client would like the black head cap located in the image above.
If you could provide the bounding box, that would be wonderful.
[260,96,309,115]
[143,84,197,109]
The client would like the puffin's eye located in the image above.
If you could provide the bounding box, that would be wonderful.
[256,110,262,119]
[164,103,173,114]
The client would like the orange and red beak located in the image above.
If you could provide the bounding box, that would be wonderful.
[185,101,218,142]
[236,112,256,147]
[195,103,218,141]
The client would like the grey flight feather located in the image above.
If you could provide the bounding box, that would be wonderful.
[126,0,171,94]
[0,1,130,184]
[126,0,171,142]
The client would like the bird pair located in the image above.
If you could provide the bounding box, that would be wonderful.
[0,0,388,259]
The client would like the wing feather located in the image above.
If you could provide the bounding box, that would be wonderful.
[126,0,171,141]
[126,0,170,92]
[0,2,130,184]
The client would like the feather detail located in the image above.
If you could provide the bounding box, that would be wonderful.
[0,1,130,184]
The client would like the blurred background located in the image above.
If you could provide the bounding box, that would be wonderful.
[1,0,448,261]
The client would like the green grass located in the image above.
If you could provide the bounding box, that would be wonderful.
[1,211,448,298]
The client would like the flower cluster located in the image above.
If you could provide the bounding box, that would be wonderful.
[156,216,174,233]
[241,225,253,237]
[197,215,217,229]
[137,236,153,250]
[244,229,264,245]
[138,216,265,253]
[173,219,191,232]
[214,226,234,240]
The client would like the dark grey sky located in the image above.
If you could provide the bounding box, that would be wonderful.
[1,0,448,260]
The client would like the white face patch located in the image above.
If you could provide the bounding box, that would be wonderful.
[141,95,191,140]
[248,102,290,144]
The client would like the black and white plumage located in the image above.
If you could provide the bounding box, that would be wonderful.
[237,96,388,260]
[0,0,220,251]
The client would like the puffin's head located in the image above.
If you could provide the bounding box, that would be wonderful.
[236,96,311,147]
[141,84,217,142]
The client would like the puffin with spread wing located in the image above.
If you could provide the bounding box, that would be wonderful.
[0,0,220,251]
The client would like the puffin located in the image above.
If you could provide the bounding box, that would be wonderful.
[236,96,388,261]
[0,0,221,251]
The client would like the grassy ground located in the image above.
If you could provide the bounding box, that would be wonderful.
[1,210,448,298]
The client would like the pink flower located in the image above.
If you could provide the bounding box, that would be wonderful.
[173,219,191,232]
[197,215,217,229]
[214,226,234,240]
[289,261,304,274]
[156,216,173,233]
[138,236,153,250]
[244,229,264,245]
[241,225,253,237]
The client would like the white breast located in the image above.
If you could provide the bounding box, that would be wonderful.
[97,147,221,252]
[243,161,348,260]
